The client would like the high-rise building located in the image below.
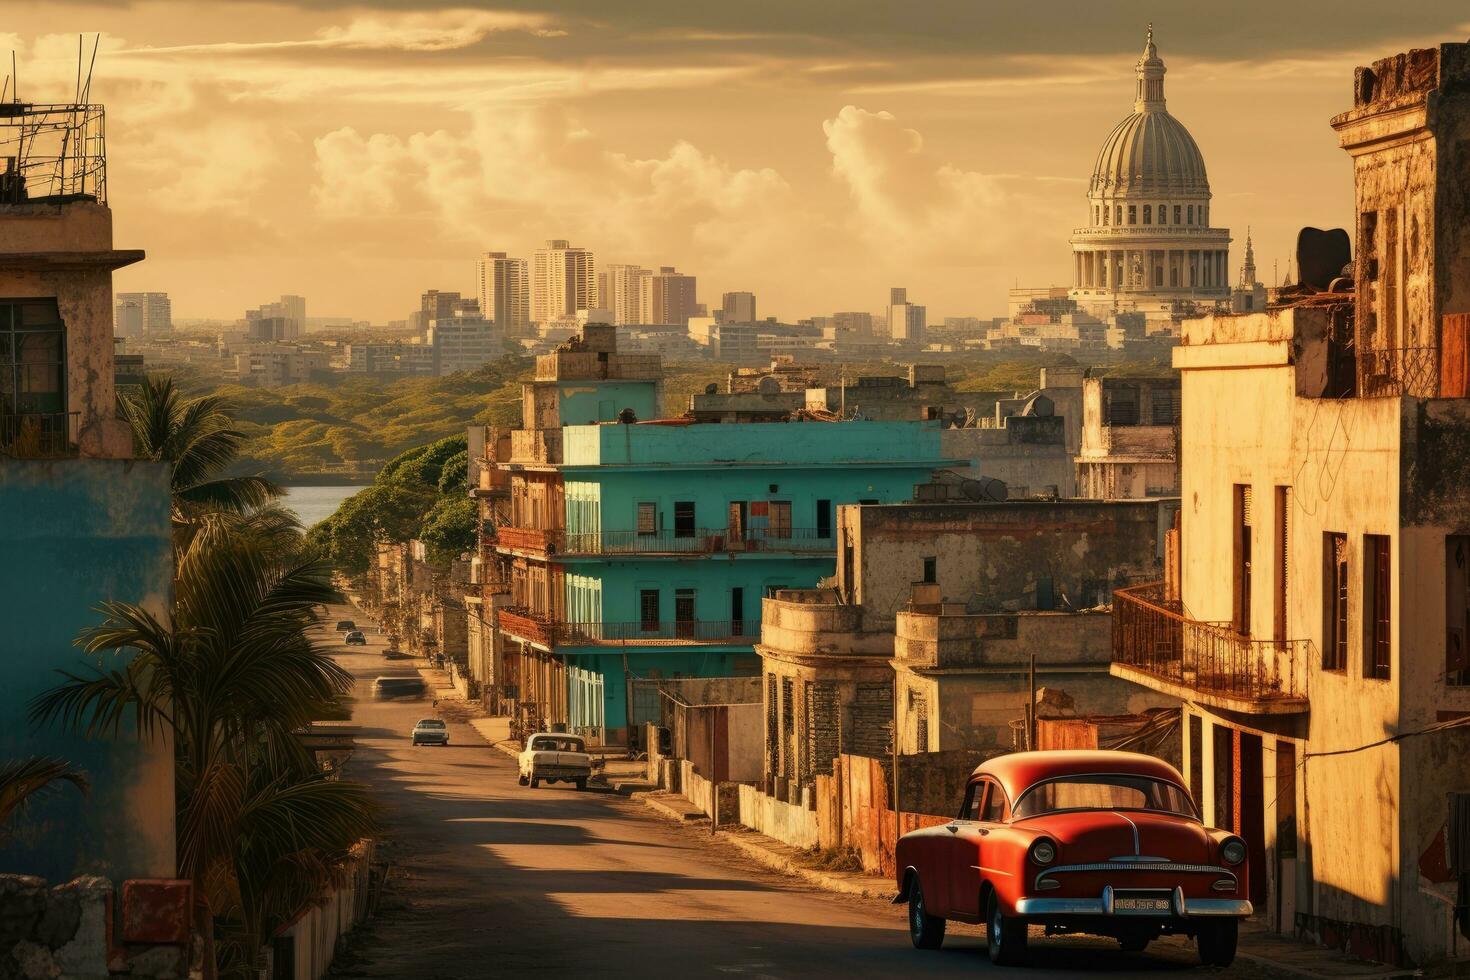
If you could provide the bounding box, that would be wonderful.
[428,314,502,376]
[639,266,698,327]
[721,291,757,324]
[531,239,596,325]
[601,263,650,325]
[411,290,477,334]
[887,287,926,344]
[244,294,306,340]
[477,252,530,337]
[114,292,171,337]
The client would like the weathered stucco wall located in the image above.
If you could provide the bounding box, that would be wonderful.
[0,459,175,882]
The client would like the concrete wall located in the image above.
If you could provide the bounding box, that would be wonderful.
[0,459,175,883]
[562,419,947,468]
[736,782,819,849]
[841,499,1166,623]
[940,424,1076,497]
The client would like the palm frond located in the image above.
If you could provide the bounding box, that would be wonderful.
[0,757,89,826]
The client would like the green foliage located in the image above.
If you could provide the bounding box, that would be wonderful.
[306,483,436,576]
[0,757,89,832]
[377,434,467,490]
[437,450,469,495]
[179,356,531,480]
[418,496,477,566]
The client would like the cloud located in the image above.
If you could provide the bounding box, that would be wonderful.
[822,105,1065,268]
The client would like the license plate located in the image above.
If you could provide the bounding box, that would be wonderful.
[1114,897,1171,912]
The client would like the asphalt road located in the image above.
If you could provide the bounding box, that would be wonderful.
[319,605,1276,979]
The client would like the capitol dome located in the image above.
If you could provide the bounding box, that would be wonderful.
[1068,27,1232,312]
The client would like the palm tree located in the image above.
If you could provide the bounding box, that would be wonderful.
[119,375,282,518]
[0,757,89,832]
[32,516,375,972]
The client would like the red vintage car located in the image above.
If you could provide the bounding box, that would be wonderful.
[894,750,1250,966]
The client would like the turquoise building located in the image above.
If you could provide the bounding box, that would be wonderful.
[492,404,953,742]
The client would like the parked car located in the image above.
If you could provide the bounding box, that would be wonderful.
[335,620,356,632]
[411,718,449,746]
[894,750,1250,967]
[371,676,426,701]
[344,630,367,645]
[518,733,593,790]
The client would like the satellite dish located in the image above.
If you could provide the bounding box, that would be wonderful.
[757,375,781,394]
[617,407,638,424]
[704,383,718,394]
[961,477,1007,502]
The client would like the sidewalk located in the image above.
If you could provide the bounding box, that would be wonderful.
[633,790,1418,979]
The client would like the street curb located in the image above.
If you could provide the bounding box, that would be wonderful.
[716,830,892,900]
[632,791,709,823]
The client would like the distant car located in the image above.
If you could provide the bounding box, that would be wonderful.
[335,620,356,632]
[344,630,367,645]
[371,676,426,701]
[894,750,1249,967]
[411,718,449,746]
[518,733,593,790]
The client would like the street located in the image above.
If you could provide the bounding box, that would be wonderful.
[319,606,1277,979]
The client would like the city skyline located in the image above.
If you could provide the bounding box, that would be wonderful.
[13,3,1469,322]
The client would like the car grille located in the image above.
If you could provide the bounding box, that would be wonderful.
[1035,862,1236,891]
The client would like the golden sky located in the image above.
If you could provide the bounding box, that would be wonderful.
[9,2,1470,322]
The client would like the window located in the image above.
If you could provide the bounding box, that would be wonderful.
[0,299,67,433]
[922,557,937,584]
[640,589,660,631]
[981,783,1006,822]
[1234,485,1253,636]
[768,500,792,538]
[731,587,745,636]
[815,499,832,539]
[1365,534,1391,679]
[636,502,657,537]
[1187,205,1194,224]
[1093,205,1100,225]
[1013,775,1195,818]
[959,782,983,821]
[1174,205,1182,224]
[675,588,696,638]
[1103,206,1110,226]
[728,501,747,540]
[1274,488,1291,641]
[1323,533,1349,671]
[1128,205,1137,225]
[1448,536,1470,685]
[1143,204,1152,224]
[1115,205,1122,225]
[1158,203,1167,225]
[673,501,695,538]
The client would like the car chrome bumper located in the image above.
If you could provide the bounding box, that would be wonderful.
[1015,890,1252,918]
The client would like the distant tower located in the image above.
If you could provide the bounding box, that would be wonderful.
[1231,227,1268,312]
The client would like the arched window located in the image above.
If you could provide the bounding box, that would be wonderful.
[1128,205,1137,225]
[1174,205,1182,225]
[1115,205,1123,225]
[1143,205,1152,224]
[1158,204,1167,225]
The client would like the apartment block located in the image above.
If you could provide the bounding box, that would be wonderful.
[1110,41,1470,964]
[477,252,530,337]
[114,291,171,337]
[532,239,596,324]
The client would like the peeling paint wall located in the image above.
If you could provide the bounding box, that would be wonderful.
[0,459,175,882]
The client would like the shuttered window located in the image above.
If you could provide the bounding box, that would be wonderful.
[636,502,656,537]
[1275,487,1291,641]
[1365,535,1392,679]
[1323,533,1349,671]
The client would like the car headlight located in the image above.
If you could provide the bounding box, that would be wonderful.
[1220,837,1247,866]
[1029,838,1057,865]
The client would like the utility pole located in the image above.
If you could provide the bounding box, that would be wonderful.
[892,681,900,861]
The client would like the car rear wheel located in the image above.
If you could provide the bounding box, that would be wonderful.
[1197,919,1238,967]
[529,777,540,789]
[907,878,945,949]
[986,891,1027,965]
[575,777,587,791]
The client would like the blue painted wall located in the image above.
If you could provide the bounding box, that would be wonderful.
[0,459,175,882]
[556,380,659,427]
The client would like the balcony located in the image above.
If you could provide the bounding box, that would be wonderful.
[495,526,561,553]
[1110,583,1309,714]
[1,411,79,459]
[497,607,556,647]
[560,527,836,556]
[556,619,758,647]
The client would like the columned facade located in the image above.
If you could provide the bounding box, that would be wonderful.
[1069,28,1230,318]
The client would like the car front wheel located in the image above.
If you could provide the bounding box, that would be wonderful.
[575,777,587,791]
[907,878,945,949]
[518,774,529,786]
[987,891,1027,966]
[1197,919,1238,967]
[529,776,540,788]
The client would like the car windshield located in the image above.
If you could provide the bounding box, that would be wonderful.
[1012,774,1197,819]
[416,719,445,729]
[531,736,584,752]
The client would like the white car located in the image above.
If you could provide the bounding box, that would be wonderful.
[518,733,594,790]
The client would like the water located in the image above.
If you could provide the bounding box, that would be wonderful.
[279,485,366,527]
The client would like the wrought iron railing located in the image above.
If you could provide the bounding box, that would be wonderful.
[495,527,561,552]
[495,607,757,647]
[497,607,556,647]
[0,411,79,459]
[1111,583,1308,703]
[560,527,835,556]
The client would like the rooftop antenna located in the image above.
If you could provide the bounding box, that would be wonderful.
[81,34,100,105]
